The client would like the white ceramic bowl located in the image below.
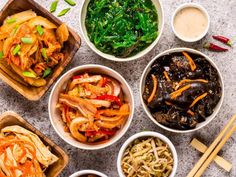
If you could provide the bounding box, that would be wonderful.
[117,131,178,177]
[69,170,108,177]
[49,64,134,150]
[171,3,210,42]
[140,48,224,133]
[79,0,164,62]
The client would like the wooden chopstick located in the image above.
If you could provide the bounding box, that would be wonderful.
[190,138,232,171]
[187,114,236,177]
[194,124,236,177]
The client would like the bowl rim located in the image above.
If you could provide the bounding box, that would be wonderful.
[79,0,165,62]
[171,3,210,42]
[48,64,135,150]
[117,131,178,177]
[69,169,108,177]
[139,47,224,133]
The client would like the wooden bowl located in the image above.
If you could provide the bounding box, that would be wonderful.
[0,0,81,101]
[0,111,69,177]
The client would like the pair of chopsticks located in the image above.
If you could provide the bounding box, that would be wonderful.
[187,114,236,177]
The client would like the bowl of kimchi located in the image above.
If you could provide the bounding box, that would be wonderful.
[49,64,134,150]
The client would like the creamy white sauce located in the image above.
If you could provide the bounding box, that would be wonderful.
[174,7,208,40]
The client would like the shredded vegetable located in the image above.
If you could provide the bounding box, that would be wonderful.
[85,0,158,58]
[0,125,58,177]
[57,73,130,143]
[0,10,69,87]
[122,137,174,177]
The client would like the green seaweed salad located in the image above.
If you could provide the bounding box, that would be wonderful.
[85,0,158,58]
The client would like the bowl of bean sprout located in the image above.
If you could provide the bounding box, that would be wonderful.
[117,131,178,177]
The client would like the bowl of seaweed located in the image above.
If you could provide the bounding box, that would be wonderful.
[80,0,164,61]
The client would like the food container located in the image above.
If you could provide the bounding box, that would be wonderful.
[140,48,224,133]
[69,170,108,177]
[79,0,164,62]
[117,131,178,177]
[49,64,134,150]
[0,111,69,177]
[0,0,81,101]
[171,3,210,42]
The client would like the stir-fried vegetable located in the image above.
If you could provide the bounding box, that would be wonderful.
[142,52,222,130]
[0,10,69,87]
[0,125,58,177]
[57,73,130,143]
[122,137,174,177]
[85,0,158,58]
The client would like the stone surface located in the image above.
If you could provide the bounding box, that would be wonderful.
[0,0,235,177]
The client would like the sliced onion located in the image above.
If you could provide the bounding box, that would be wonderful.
[110,78,121,96]
[87,99,111,108]
[106,82,114,95]
[70,75,102,90]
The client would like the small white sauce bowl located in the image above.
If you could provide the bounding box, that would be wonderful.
[69,170,108,177]
[117,131,178,177]
[79,0,164,62]
[49,64,134,150]
[171,3,210,42]
[139,48,224,133]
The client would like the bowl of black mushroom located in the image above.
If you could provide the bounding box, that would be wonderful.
[140,48,224,133]
[80,0,164,61]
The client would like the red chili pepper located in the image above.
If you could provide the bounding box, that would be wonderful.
[96,95,122,106]
[212,35,233,46]
[204,42,228,52]
[72,75,82,80]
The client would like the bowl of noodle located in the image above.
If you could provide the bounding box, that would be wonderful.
[117,131,178,177]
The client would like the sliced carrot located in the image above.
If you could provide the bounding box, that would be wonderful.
[163,71,171,81]
[190,92,208,108]
[147,74,158,103]
[170,84,191,99]
[182,51,197,71]
[187,109,195,116]
[165,101,172,106]
[178,79,208,87]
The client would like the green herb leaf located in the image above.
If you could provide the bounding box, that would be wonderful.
[6,18,16,24]
[0,51,3,59]
[21,37,33,44]
[50,0,59,13]
[36,25,44,36]
[41,48,47,59]
[64,0,76,6]
[22,71,36,78]
[43,68,52,78]
[13,44,21,55]
[57,8,71,17]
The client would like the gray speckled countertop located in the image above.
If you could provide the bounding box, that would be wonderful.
[0,0,236,177]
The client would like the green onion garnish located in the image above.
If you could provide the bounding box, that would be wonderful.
[41,48,47,59]
[21,37,33,44]
[64,0,76,6]
[22,71,37,78]
[6,18,16,24]
[13,25,19,34]
[13,44,21,55]
[50,0,59,13]
[0,51,3,59]
[57,8,71,17]
[36,25,44,36]
[43,68,52,78]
